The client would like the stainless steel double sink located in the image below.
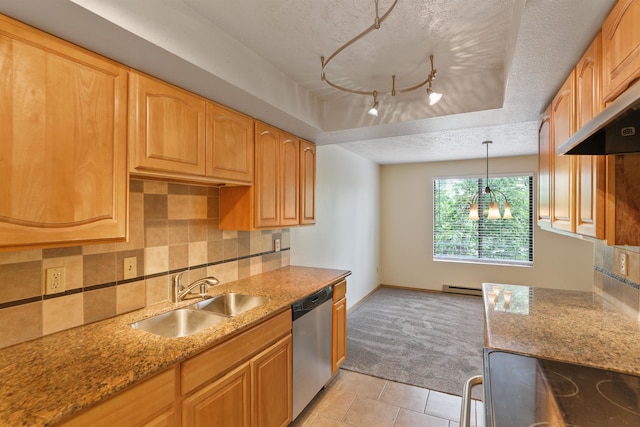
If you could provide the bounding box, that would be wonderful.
[131,293,269,338]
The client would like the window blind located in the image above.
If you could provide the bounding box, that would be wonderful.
[433,175,533,266]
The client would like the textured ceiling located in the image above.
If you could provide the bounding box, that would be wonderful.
[0,0,617,164]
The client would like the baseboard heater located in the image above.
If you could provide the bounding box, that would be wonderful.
[442,285,482,297]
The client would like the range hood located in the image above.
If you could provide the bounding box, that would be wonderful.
[558,81,640,155]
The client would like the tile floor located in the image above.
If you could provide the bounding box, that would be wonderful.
[290,370,484,427]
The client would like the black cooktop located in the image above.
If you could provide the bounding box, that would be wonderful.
[484,349,640,427]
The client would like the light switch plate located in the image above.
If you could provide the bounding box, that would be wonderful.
[124,256,137,280]
[274,239,281,252]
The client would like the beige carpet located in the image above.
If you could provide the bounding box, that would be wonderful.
[341,287,484,399]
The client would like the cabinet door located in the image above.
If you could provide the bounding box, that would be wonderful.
[255,122,281,227]
[538,107,552,227]
[280,133,300,226]
[252,335,292,427]
[300,140,317,225]
[0,14,128,250]
[129,71,206,176]
[182,363,251,427]
[551,72,576,233]
[602,0,640,102]
[575,35,606,238]
[206,102,254,184]
[332,298,347,372]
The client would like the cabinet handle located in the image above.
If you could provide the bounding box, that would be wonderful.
[460,375,483,427]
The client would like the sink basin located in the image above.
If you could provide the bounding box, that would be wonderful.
[191,293,270,316]
[131,309,227,338]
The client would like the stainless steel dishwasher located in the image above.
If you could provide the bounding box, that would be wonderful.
[291,285,334,421]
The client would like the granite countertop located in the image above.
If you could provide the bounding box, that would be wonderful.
[0,266,350,427]
[483,282,640,376]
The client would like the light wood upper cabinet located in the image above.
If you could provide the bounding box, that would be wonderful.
[255,122,281,228]
[538,107,552,227]
[300,140,317,225]
[220,122,312,230]
[0,14,128,250]
[280,133,300,227]
[602,0,640,102]
[129,71,206,177]
[550,71,576,233]
[575,35,606,239]
[206,102,254,184]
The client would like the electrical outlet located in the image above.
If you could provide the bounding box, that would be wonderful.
[45,267,65,295]
[274,239,281,252]
[123,256,137,280]
[620,253,628,277]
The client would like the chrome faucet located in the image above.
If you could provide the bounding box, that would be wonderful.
[172,271,220,302]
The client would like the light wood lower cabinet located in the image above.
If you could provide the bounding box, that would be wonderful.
[332,281,347,372]
[59,367,178,427]
[252,336,292,427]
[182,362,251,427]
[181,310,292,427]
[0,13,128,250]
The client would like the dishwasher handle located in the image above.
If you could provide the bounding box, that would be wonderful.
[460,375,483,427]
[291,285,333,321]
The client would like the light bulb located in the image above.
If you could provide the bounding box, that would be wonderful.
[367,104,379,117]
[503,202,512,219]
[468,203,479,220]
[487,202,500,219]
[427,88,443,105]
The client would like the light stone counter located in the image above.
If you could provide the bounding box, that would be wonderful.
[0,266,350,427]
[483,283,640,375]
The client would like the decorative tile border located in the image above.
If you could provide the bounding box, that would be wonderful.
[0,248,290,310]
[594,265,640,290]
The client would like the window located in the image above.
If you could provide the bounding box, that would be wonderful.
[433,175,533,266]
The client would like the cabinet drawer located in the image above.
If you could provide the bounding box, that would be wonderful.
[333,280,347,301]
[59,367,177,427]
[181,309,291,394]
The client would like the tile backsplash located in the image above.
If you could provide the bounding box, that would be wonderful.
[593,240,640,320]
[0,179,290,348]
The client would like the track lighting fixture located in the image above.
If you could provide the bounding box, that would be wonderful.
[320,0,443,116]
[367,91,379,117]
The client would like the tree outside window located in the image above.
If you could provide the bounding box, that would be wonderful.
[433,175,533,266]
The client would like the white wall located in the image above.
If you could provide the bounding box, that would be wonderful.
[291,145,380,308]
[380,155,595,292]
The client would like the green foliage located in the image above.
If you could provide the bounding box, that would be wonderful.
[434,176,532,264]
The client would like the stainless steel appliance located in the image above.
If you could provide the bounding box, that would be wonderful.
[466,349,640,427]
[559,80,640,155]
[291,285,334,420]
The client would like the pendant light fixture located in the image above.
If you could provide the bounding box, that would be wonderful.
[468,141,512,220]
[320,0,443,116]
